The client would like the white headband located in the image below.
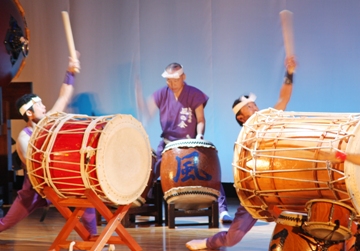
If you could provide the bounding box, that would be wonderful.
[232,93,256,115]
[161,67,184,79]
[19,96,42,116]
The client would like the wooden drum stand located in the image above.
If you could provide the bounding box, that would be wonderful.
[43,186,142,251]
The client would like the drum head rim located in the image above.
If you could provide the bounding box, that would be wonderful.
[345,119,360,217]
[276,211,307,227]
[162,139,216,154]
[305,199,357,214]
[232,109,275,220]
[302,222,352,241]
[96,114,152,205]
[164,186,220,210]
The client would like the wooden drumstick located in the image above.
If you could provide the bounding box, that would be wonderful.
[61,11,79,73]
[279,10,295,57]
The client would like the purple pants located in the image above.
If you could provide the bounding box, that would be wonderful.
[0,174,97,235]
[206,204,257,248]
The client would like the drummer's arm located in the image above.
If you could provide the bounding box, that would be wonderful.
[337,152,360,165]
[146,95,158,122]
[273,56,296,111]
[16,131,30,166]
[195,104,205,139]
[135,77,159,126]
[48,55,79,114]
[138,95,158,126]
[48,83,74,114]
[346,154,360,165]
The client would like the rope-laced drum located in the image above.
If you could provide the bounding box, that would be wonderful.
[303,199,356,242]
[27,112,152,205]
[270,211,350,251]
[233,108,360,224]
[161,139,221,210]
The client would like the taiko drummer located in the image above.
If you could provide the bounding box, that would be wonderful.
[186,56,297,250]
[0,53,98,236]
[136,62,233,222]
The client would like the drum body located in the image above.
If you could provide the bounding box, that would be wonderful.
[233,108,360,221]
[160,139,221,210]
[0,0,29,87]
[303,199,356,241]
[27,112,152,205]
[269,222,347,251]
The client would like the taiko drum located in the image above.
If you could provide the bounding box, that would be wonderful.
[27,112,152,205]
[160,139,221,210]
[233,108,360,221]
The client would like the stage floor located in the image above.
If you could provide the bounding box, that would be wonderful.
[0,198,276,251]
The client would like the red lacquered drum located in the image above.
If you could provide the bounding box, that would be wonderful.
[131,150,156,207]
[26,112,152,205]
[160,139,221,210]
[303,199,356,242]
[0,0,29,87]
[233,108,360,222]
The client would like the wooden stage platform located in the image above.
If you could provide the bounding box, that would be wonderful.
[0,198,276,251]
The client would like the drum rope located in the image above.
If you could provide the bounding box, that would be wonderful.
[234,108,360,221]
[27,114,60,190]
[43,113,77,198]
[80,115,112,191]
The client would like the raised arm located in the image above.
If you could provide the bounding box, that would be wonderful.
[135,78,158,126]
[48,55,80,114]
[273,56,296,111]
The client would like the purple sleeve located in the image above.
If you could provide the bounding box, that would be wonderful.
[189,86,209,110]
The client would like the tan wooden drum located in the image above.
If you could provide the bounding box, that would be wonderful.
[303,199,356,241]
[160,139,221,210]
[26,112,152,205]
[0,0,29,87]
[270,218,348,251]
[233,108,360,222]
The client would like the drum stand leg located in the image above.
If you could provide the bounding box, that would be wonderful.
[43,186,142,251]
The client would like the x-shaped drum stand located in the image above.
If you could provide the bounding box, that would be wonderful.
[43,186,142,251]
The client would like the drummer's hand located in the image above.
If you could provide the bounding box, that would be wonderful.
[68,51,81,73]
[317,150,342,163]
[285,56,296,74]
[335,151,347,162]
[196,134,204,140]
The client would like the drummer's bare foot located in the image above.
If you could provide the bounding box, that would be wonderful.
[185,239,207,250]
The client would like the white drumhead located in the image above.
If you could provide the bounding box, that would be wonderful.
[162,139,216,154]
[96,114,152,205]
[344,120,360,217]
